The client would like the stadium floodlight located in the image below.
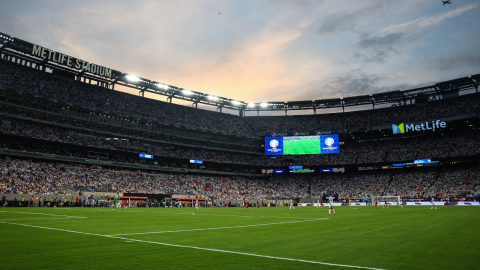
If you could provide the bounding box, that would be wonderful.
[182,89,193,95]
[260,102,268,107]
[157,83,170,90]
[125,75,140,82]
[231,100,240,105]
[207,95,218,101]
[248,103,256,108]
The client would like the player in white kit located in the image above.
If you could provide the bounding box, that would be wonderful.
[195,200,199,209]
[431,198,437,209]
[328,196,336,215]
[289,199,295,210]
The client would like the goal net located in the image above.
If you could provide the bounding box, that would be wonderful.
[374,196,401,206]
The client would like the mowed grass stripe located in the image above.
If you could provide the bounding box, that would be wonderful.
[0,220,386,270]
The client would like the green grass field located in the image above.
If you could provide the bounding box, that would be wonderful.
[284,139,320,155]
[1,206,479,270]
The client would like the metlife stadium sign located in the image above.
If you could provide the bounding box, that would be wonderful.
[392,120,447,134]
[31,45,112,78]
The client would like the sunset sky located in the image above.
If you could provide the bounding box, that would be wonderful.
[1,0,479,114]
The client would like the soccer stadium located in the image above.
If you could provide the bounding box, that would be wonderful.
[1,1,479,269]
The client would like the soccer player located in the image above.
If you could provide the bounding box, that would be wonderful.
[209,197,216,209]
[328,195,336,215]
[112,192,119,212]
[195,200,199,210]
[241,197,251,211]
[289,199,295,210]
[375,197,378,210]
[383,199,388,208]
[320,199,324,208]
[431,198,437,210]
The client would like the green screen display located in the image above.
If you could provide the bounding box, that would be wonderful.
[283,136,321,155]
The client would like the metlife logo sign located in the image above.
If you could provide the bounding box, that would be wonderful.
[392,120,447,134]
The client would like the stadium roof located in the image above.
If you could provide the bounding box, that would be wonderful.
[0,31,479,114]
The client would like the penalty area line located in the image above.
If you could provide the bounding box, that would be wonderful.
[0,211,87,219]
[99,210,322,220]
[109,218,329,236]
[0,221,386,270]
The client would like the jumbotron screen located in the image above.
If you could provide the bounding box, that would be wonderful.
[264,135,340,155]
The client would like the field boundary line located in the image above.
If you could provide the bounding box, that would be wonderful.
[0,221,386,270]
[109,218,329,236]
[0,218,80,221]
[0,211,87,219]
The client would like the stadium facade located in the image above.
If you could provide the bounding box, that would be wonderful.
[0,31,479,202]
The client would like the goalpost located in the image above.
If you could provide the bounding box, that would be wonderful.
[374,196,401,206]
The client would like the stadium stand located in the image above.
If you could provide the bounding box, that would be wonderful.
[1,158,479,201]
[0,38,479,201]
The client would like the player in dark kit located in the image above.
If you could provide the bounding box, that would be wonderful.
[375,197,378,210]
[241,197,251,211]
[209,197,216,209]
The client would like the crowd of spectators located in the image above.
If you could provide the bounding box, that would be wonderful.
[1,60,480,135]
[1,60,479,169]
[309,168,480,200]
[1,118,479,167]
[1,158,478,200]
[0,106,259,152]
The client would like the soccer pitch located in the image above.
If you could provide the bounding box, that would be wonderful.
[284,139,320,155]
[1,206,479,269]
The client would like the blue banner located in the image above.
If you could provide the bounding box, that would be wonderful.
[265,137,284,155]
[319,134,340,154]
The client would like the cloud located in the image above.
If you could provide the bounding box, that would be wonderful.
[316,5,383,37]
[1,0,479,109]
[351,31,430,64]
[380,3,479,34]
[320,71,386,98]
[355,33,405,50]
[430,52,480,74]
[350,4,479,64]
[352,33,405,63]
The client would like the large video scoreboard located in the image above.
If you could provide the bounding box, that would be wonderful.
[264,134,340,155]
